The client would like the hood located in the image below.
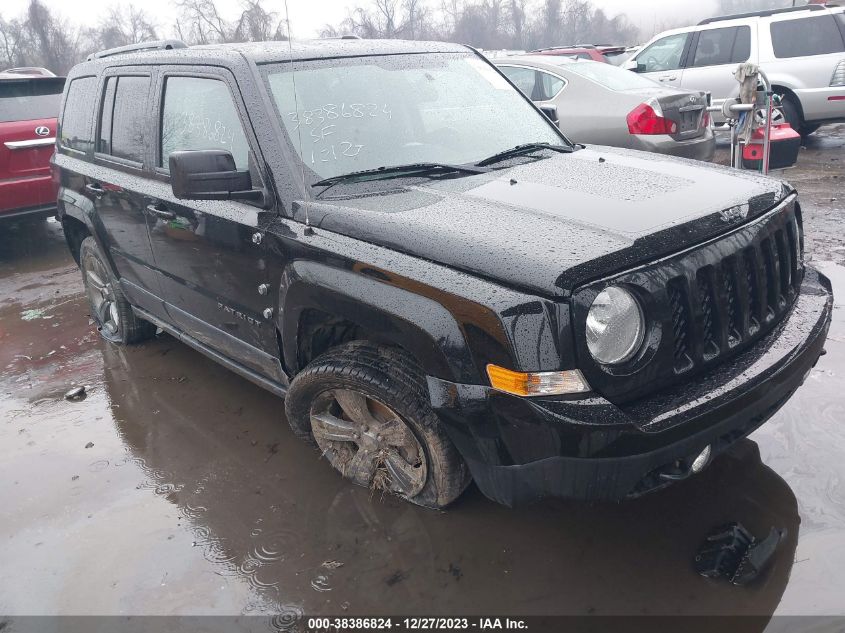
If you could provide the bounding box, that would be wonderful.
[302,146,792,297]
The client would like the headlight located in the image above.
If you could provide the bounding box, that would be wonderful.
[585,286,645,365]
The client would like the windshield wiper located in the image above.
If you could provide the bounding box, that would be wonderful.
[475,142,576,167]
[312,162,489,190]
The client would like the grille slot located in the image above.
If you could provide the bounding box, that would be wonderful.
[774,229,791,299]
[761,237,779,320]
[743,248,761,336]
[667,278,693,373]
[696,268,720,360]
[721,260,741,347]
[786,219,799,288]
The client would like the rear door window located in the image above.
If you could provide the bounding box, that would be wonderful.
[159,76,249,170]
[97,75,150,164]
[59,76,97,153]
[0,77,65,123]
[691,26,751,67]
[770,15,845,58]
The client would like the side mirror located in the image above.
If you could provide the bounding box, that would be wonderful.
[169,149,263,203]
[539,104,560,128]
[623,59,644,72]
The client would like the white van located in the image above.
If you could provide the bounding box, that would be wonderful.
[625,5,845,136]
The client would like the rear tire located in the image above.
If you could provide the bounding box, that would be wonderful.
[79,236,157,345]
[284,341,472,509]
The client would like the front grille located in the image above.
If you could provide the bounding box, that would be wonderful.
[573,196,804,404]
[667,224,801,375]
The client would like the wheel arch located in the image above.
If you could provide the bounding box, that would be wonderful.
[771,84,806,121]
[278,261,479,384]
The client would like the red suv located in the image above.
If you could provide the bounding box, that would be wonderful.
[0,68,65,220]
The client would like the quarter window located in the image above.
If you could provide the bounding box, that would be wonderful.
[97,75,150,164]
[60,76,97,153]
[692,26,751,67]
[637,33,689,72]
[160,76,249,170]
[770,15,845,58]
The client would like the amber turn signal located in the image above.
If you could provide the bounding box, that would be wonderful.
[486,364,590,397]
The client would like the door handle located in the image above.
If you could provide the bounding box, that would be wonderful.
[659,75,677,82]
[146,204,175,220]
[85,183,105,198]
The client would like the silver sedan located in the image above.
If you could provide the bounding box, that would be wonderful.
[494,56,716,161]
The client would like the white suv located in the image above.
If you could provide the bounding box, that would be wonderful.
[625,5,845,136]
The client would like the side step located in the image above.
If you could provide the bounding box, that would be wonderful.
[133,306,288,398]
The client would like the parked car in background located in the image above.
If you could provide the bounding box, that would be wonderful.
[607,45,640,66]
[531,44,611,63]
[496,56,715,161]
[0,67,64,220]
[531,44,636,64]
[624,4,845,137]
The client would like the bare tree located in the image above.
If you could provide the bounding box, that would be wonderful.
[175,0,229,44]
[89,5,159,52]
[175,0,286,44]
[0,0,663,75]
[25,0,82,72]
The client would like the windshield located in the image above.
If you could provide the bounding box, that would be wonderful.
[564,61,660,91]
[263,52,565,180]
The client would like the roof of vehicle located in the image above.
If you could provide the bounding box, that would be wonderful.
[697,3,838,25]
[494,55,581,69]
[648,3,842,37]
[530,45,597,53]
[0,71,65,81]
[75,38,471,72]
[1,67,56,77]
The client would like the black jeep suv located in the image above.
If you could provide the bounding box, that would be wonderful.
[53,39,832,508]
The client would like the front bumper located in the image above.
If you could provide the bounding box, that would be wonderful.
[428,267,832,506]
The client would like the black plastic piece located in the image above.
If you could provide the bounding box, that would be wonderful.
[694,522,786,585]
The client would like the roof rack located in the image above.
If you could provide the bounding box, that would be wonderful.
[87,40,187,61]
[698,4,825,25]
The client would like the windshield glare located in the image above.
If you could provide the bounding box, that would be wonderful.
[264,53,564,180]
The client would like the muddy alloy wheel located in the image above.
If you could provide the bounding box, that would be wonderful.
[284,341,471,509]
[83,250,122,341]
[310,389,428,498]
[78,237,156,345]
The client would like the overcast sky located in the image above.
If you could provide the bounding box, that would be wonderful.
[1,0,717,40]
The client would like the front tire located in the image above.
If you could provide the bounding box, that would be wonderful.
[79,236,156,345]
[284,341,471,509]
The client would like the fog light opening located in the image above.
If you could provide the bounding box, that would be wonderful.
[691,445,712,474]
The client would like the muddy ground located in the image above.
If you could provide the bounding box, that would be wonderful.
[1,127,844,627]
